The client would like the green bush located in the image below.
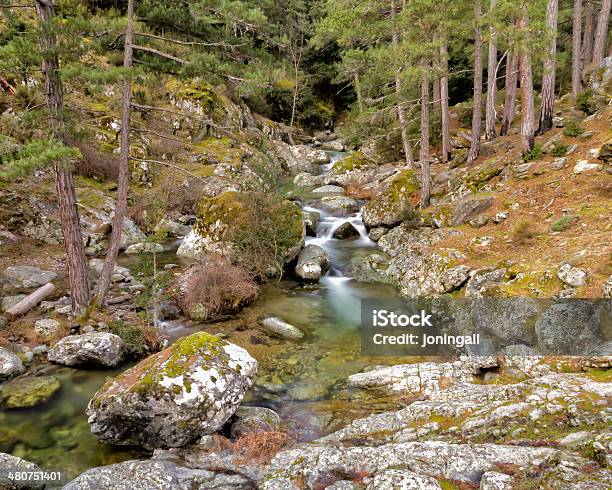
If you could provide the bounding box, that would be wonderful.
[576,89,597,115]
[522,144,543,162]
[109,320,160,358]
[550,215,576,232]
[550,143,569,157]
[563,119,585,137]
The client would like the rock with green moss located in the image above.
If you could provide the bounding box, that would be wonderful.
[86,332,257,449]
[0,347,25,381]
[362,171,419,228]
[0,375,60,409]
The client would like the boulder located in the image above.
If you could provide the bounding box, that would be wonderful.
[0,375,60,409]
[492,211,508,224]
[260,317,305,340]
[0,453,44,490]
[48,332,125,367]
[2,266,57,291]
[573,160,601,174]
[535,301,603,355]
[177,192,304,268]
[557,263,587,287]
[450,197,494,226]
[362,171,419,228]
[598,141,611,164]
[366,470,442,489]
[86,332,257,448]
[303,210,320,236]
[368,227,387,242]
[551,157,568,169]
[272,141,329,174]
[332,222,359,240]
[314,196,360,215]
[228,406,282,438]
[603,275,612,298]
[468,215,489,228]
[295,245,330,282]
[348,253,390,284]
[320,140,345,152]
[1,294,26,312]
[156,218,192,237]
[0,347,25,381]
[312,184,344,195]
[293,172,325,187]
[437,265,471,293]
[63,459,251,490]
[465,268,507,298]
[34,318,60,336]
[125,242,164,254]
[479,471,513,490]
[348,362,468,394]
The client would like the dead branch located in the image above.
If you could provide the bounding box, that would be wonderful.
[5,283,56,320]
[128,157,207,182]
[133,44,187,64]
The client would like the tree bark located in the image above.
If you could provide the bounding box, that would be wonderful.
[592,0,611,67]
[500,48,518,136]
[519,4,535,154]
[420,75,431,208]
[35,0,90,316]
[95,0,134,305]
[467,0,483,164]
[582,0,595,75]
[440,42,451,163]
[572,0,583,98]
[391,0,414,167]
[485,0,498,141]
[354,72,363,113]
[538,0,559,135]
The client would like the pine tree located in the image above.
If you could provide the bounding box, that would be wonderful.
[538,0,559,134]
[468,0,484,164]
[485,0,498,142]
[572,0,583,98]
[439,41,452,162]
[95,0,134,305]
[420,73,431,208]
[592,0,611,68]
[500,48,518,136]
[518,2,535,154]
[34,0,90,315]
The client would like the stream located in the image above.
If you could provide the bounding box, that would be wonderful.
[1,151,410,481]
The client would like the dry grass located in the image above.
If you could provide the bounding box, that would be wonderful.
[511,219,539,245]
[171,258,259,321]
[343,177,375,200]
[232,430,292,464]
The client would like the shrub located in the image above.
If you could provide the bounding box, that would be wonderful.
[550,143,569,157]
[550,215,576,232]
[512,219,539,244]
[576,89,597,115]
[227,192,303,280]
[171,258,259,321]
[522,144,543,162]
[109,320,161,357]
[69,139,120,181]
[563,118,585,137]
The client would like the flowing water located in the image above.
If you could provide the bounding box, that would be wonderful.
[1,151,409,480]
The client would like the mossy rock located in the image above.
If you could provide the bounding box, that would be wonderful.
[329,151,371,176]
[86,332,258,448]
[0,376,60,409]
[362,170,420,228]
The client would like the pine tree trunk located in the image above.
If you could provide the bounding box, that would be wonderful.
[572,0,583,98]
[500,49,518,136]
[391,0,414,167]
[485,0,498,141]
[354,72,363,113]
[35,0,90,316]
[582,0,595,76]
[440,42,451,163]
[592,0,611,67]
[95,0,134,305]
[519,5,535,154]
[420,75,430,209]
[538,0,559,135]
[467,0,483,164]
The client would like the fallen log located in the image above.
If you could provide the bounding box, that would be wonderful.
[5,283,56,320]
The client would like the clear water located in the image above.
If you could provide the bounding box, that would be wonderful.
[1,150,410,478]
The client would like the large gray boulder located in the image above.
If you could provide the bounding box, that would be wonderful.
[2,266,57,291]
[48,332,125,368]
[303,210,320,236]
[557,263,587,287]
[0,453,44,489]
[535,301,603,354]
[86,332,257,448]
[447,197,494,226]
[0,347,25,381]
[314,196,360,215]
[362,171,419,228]
[228,406,282,439]
[295,245,330,282]
[63,459,251,490]
[294,172,325,187]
